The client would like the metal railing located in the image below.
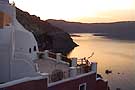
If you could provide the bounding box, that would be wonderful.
[48,70,70,83]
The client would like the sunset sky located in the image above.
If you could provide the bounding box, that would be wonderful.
[9,0,135,23]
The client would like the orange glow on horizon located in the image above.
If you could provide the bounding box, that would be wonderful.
[9,0,135,23]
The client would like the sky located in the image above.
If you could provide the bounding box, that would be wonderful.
[9,0,135,23]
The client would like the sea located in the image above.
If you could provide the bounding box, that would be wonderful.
[68,33,135,90]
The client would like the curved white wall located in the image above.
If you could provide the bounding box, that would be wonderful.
[11,20,39,80]
[14,19,39,60]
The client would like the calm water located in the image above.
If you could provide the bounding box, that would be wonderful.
[68,33,135,90]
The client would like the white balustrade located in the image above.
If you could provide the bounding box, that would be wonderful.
[71,58,77,67]
[91,62,97,73]
[44,50,49,59]
[70,67,77,77]
[56,53,61,61]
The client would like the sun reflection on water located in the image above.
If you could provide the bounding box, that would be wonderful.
[68,33,135,90]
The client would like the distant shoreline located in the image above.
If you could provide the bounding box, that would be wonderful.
[93,33,135,41]
[48,20,135,41]
[70,32,135,42]
[70,34,81,37]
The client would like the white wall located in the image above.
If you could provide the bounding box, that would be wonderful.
[0,1,40,82]
[0,30,11,83]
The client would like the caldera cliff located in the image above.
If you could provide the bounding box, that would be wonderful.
[16,8,78,55]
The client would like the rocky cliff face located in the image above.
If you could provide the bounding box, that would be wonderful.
[16,8,77,55]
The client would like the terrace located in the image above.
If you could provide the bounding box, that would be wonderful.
[35,50,97,83]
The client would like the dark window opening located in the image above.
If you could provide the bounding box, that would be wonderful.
[79,83,86,90]
[34,46,37,51]
[29,48,31,53]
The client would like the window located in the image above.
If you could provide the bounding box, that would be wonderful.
[0,12,11,28]
[33,46,37,51]
[29,48,31,53]
[79,83,86,90]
